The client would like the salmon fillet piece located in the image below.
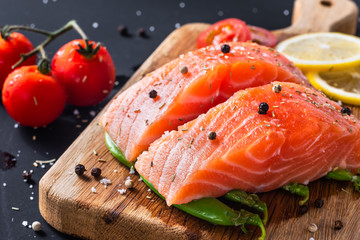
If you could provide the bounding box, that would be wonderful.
[135,82,360,206]
[100,42,309,162]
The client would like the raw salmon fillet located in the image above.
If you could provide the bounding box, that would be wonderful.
[100,42,309,162]
[135,82,360,206]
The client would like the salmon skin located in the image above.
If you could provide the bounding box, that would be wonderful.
[135,82,360,206]
[100,42,309,163]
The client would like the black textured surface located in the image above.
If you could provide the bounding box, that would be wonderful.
[0,1,359,239]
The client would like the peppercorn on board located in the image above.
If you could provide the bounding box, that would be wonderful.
[39,1,360,239]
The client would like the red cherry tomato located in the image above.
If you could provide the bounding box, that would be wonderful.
[51,39,116,106]
[248,25,277,48]
[0,32,36,90]
[2,66,67,127]
[197,18,251,48]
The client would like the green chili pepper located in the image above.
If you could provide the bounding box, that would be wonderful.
[326,168,360,192]
[105,132,133,168]
[105,131,266,239]
[223,190,268,225]
[141,176,266,240]
[282,183,309,205]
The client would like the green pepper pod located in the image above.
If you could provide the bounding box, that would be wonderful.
[282,182,309,205]
[105,132,133,168]
[105,132,266,239]
[223,190,268,225]
[141,176,266,240]
[326,168,360,192]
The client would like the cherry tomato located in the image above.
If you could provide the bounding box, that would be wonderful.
[197,18,251,48]
[2,66,66,127]
[0,32,36,90]
[248,25,277,48]
[51,39,116,106]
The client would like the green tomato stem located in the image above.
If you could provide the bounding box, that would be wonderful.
[8,20,88,69]
[223,190,268,225]
[282,183,309,206]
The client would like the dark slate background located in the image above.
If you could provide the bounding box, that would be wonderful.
[0,0,359,239]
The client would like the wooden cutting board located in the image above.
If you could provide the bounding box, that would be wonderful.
[39,0,360,239]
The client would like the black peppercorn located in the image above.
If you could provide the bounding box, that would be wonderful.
[341,107,352,116]
[75,164,86,176]
[221,44,231,54]
[258,102,269,115]
[180,66,188,74]
[137,28,147,37]
[272,84,282,93]
[207,131,217,140]
[149,90,157,99]
[298,205,308,215]
[334,220,343,230]
[117,25,128,36]
[314,198,324,208]
[22,170,33,181]
[91,168,102,178]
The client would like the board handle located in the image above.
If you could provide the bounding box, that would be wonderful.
[273,0,359,42]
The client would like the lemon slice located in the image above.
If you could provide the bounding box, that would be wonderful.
[306,67,360,105]
[276,32,360,72]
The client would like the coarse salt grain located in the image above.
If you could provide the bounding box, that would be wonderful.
[91,187,97,193]
[92,22,99,28]
[3,183,6,187]
[29,185,33,189]
[30,196,34,201]
[100,178,112,187]
[147,188,151,192]
[14,123,19,128]
[129,167,135,175]
[22,221,28,227]
[89,110,96,117]
[118,189,127,195]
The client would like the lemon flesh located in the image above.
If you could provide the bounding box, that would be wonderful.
[306,67,360,105]
[276,33,360,72]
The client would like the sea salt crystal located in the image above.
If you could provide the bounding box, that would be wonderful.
[283,9,290,16]
[29,185,33,189]
[92,22,99,29]
[118,189,127,195]
[129,166,135,175]
[14,123,19,128]
[175,23,181,29]
[73,109,80,115]
[3,183,6,187]
[147,188,151,192]
[22,221,28,227]
[89,110,96,117]
[100,178,112,188]
[179,2,185,8]
[30,196,34,201]
[136,10,142,16]
[91,187,97,193]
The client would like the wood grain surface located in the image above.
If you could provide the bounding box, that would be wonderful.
[39,1,360,239]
